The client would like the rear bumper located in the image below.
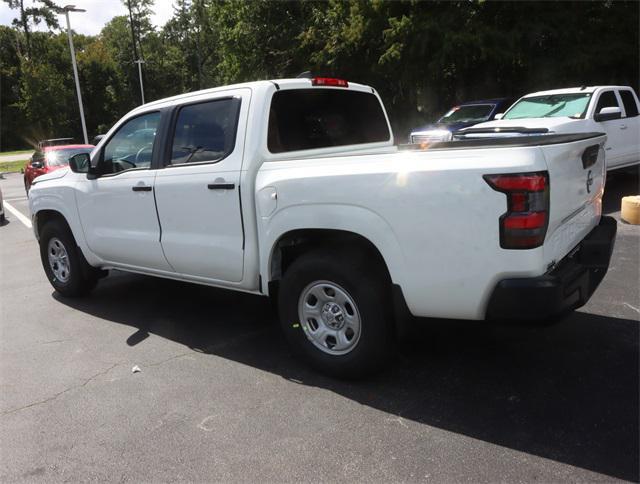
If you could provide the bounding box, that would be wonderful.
[486,216,617,321]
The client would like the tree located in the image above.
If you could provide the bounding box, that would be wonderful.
[1,0,638,149]
[2,0,61,58]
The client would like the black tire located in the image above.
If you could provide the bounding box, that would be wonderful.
[39,219,100,297]
[278,248,394,378]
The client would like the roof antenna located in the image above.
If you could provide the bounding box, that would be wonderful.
[580,85,587,90]
[296,71,313,79]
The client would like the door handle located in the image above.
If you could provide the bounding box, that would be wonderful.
[207,182,235,190]
[132,185,152,192]
[620,125,628,130]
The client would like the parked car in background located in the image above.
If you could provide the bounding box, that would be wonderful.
[24,144,94,193]
[454,86,640,171]
[29,77,616,377]
[409,98,514,143]
[36,138,75,150]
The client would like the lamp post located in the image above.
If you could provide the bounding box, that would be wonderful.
[63,5,88,144]
[126,0,145,105]
[134,59,145,104]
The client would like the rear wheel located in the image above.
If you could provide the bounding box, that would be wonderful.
[278,248,394,378]
[39,219,100,297]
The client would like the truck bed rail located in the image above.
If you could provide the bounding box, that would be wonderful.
[398,132,605,152]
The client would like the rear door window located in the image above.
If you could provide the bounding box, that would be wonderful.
[618,90,639,117]
[169,98,241,165]
[268,89,390,153]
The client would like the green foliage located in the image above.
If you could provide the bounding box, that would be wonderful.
[1,0,638,150]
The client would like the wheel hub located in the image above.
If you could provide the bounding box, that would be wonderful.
[322,302,346,330]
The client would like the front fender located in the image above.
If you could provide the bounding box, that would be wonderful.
[30,185,102,267]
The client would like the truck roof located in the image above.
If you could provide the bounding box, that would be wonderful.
[457,98,511,105]
[138,78,373,112]
[522,86,633,97]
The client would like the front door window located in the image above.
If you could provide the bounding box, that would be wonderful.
[101,112,161,174]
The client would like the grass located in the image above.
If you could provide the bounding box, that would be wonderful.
[0,149,33,157]
[0,159,27,173]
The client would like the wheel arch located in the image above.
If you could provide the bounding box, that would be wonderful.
[268,229,392,286]
[260,204,408,297]
[33,209,70,240]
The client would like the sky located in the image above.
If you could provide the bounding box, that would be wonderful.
[0,0,175,35]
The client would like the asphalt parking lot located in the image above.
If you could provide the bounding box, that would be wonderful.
[0,171,638,482]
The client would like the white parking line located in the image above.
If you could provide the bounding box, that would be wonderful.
[3,201,32,228]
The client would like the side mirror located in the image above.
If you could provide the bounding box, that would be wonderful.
[493,113,504,120]
[30,160,44,169]
[594,106,622,122]
[69,153,91,173]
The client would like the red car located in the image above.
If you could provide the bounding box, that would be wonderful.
[24,144,94,193]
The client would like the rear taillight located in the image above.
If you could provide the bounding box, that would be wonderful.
[311,77,349,87]
[484,171,549,249]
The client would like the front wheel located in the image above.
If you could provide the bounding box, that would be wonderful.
[278,249,394,378]
[39,220,100,297]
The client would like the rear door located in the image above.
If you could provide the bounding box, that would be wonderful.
[540,133,607,264]
[153,89,249,282]
[617,88,640,166]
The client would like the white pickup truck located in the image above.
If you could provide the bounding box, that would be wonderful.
[454,86,640,171]
[29,77,617,377]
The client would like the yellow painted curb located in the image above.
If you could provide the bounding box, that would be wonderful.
[621,195,640,225]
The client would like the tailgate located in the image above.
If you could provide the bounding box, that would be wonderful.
[540,133,607,266]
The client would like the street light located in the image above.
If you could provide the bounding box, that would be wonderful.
[126,0,145,105]
[134,59,145,104]
[63,5,88,144]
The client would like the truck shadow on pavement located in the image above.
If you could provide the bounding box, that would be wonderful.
[55,270,639,482]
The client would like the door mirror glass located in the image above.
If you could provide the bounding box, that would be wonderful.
[493,113,504,120]
[69,153,91,173]
[594,106,622,122]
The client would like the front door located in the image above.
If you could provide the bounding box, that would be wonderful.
[76,111,173,272]
[593,89,626,169]
[617,88,640,166]
[153,90,249,282]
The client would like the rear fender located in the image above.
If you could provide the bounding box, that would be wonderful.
[260,204,407,294]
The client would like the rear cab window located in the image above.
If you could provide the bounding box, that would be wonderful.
[267,88,390,154]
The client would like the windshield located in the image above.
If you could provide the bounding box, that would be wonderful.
[438,104,494,123]
[503,93,591,120]
[45,147,93,167]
